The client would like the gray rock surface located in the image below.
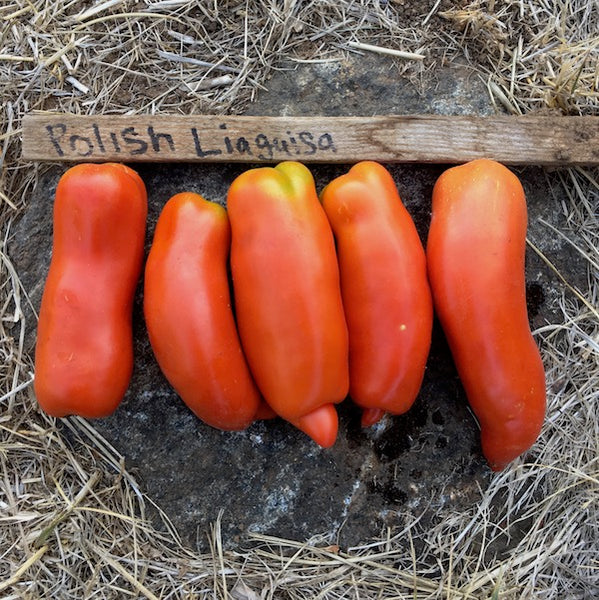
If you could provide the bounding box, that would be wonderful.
[11,54,585,552]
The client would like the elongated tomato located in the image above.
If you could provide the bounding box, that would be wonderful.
[321,161,432,427]
[34,163,147,418]
[144,192,262,430]
[227,161,349,447]
[426,159,546,471]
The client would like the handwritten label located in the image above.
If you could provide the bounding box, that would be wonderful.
[41,120,337,161]
[25,113,599,165]
[192,124,337,160]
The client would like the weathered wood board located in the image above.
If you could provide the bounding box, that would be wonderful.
[22,113,599,165]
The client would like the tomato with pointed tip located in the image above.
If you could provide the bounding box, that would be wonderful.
[227,161,349,447]
[426,158,546,471]
[34,163,147,418]
[144,192,264,431]
[321,161,433,427]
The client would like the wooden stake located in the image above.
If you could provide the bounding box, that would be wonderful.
[22,113,599,165]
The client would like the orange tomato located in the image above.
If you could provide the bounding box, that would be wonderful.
[144,192,263,430]
[34,163,147,418]
[321,161,432,427]
[427,159,546,470]
[227,161,349,447]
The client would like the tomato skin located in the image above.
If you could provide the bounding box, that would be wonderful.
[34,163,147,418]
[227,161,349,446]
[144,192,262,431]
[426,159,546,471]
[321,162,432,426]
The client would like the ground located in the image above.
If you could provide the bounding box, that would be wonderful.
[11,52,588,553]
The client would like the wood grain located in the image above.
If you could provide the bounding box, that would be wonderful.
[22,113,599,165]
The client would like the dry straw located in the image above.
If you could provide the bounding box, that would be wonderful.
[1,1,598,598]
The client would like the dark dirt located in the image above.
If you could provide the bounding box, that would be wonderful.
[11,52,587,552]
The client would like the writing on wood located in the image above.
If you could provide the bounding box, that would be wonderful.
[22,114,599,165]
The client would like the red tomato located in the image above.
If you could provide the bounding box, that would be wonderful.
[144,192,263,430]
[35,163,147,418]
[321,161,433,427]
[427,159,546,470]
[227,161,349,447]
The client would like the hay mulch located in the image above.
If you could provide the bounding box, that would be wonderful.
[1,1,597,598]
